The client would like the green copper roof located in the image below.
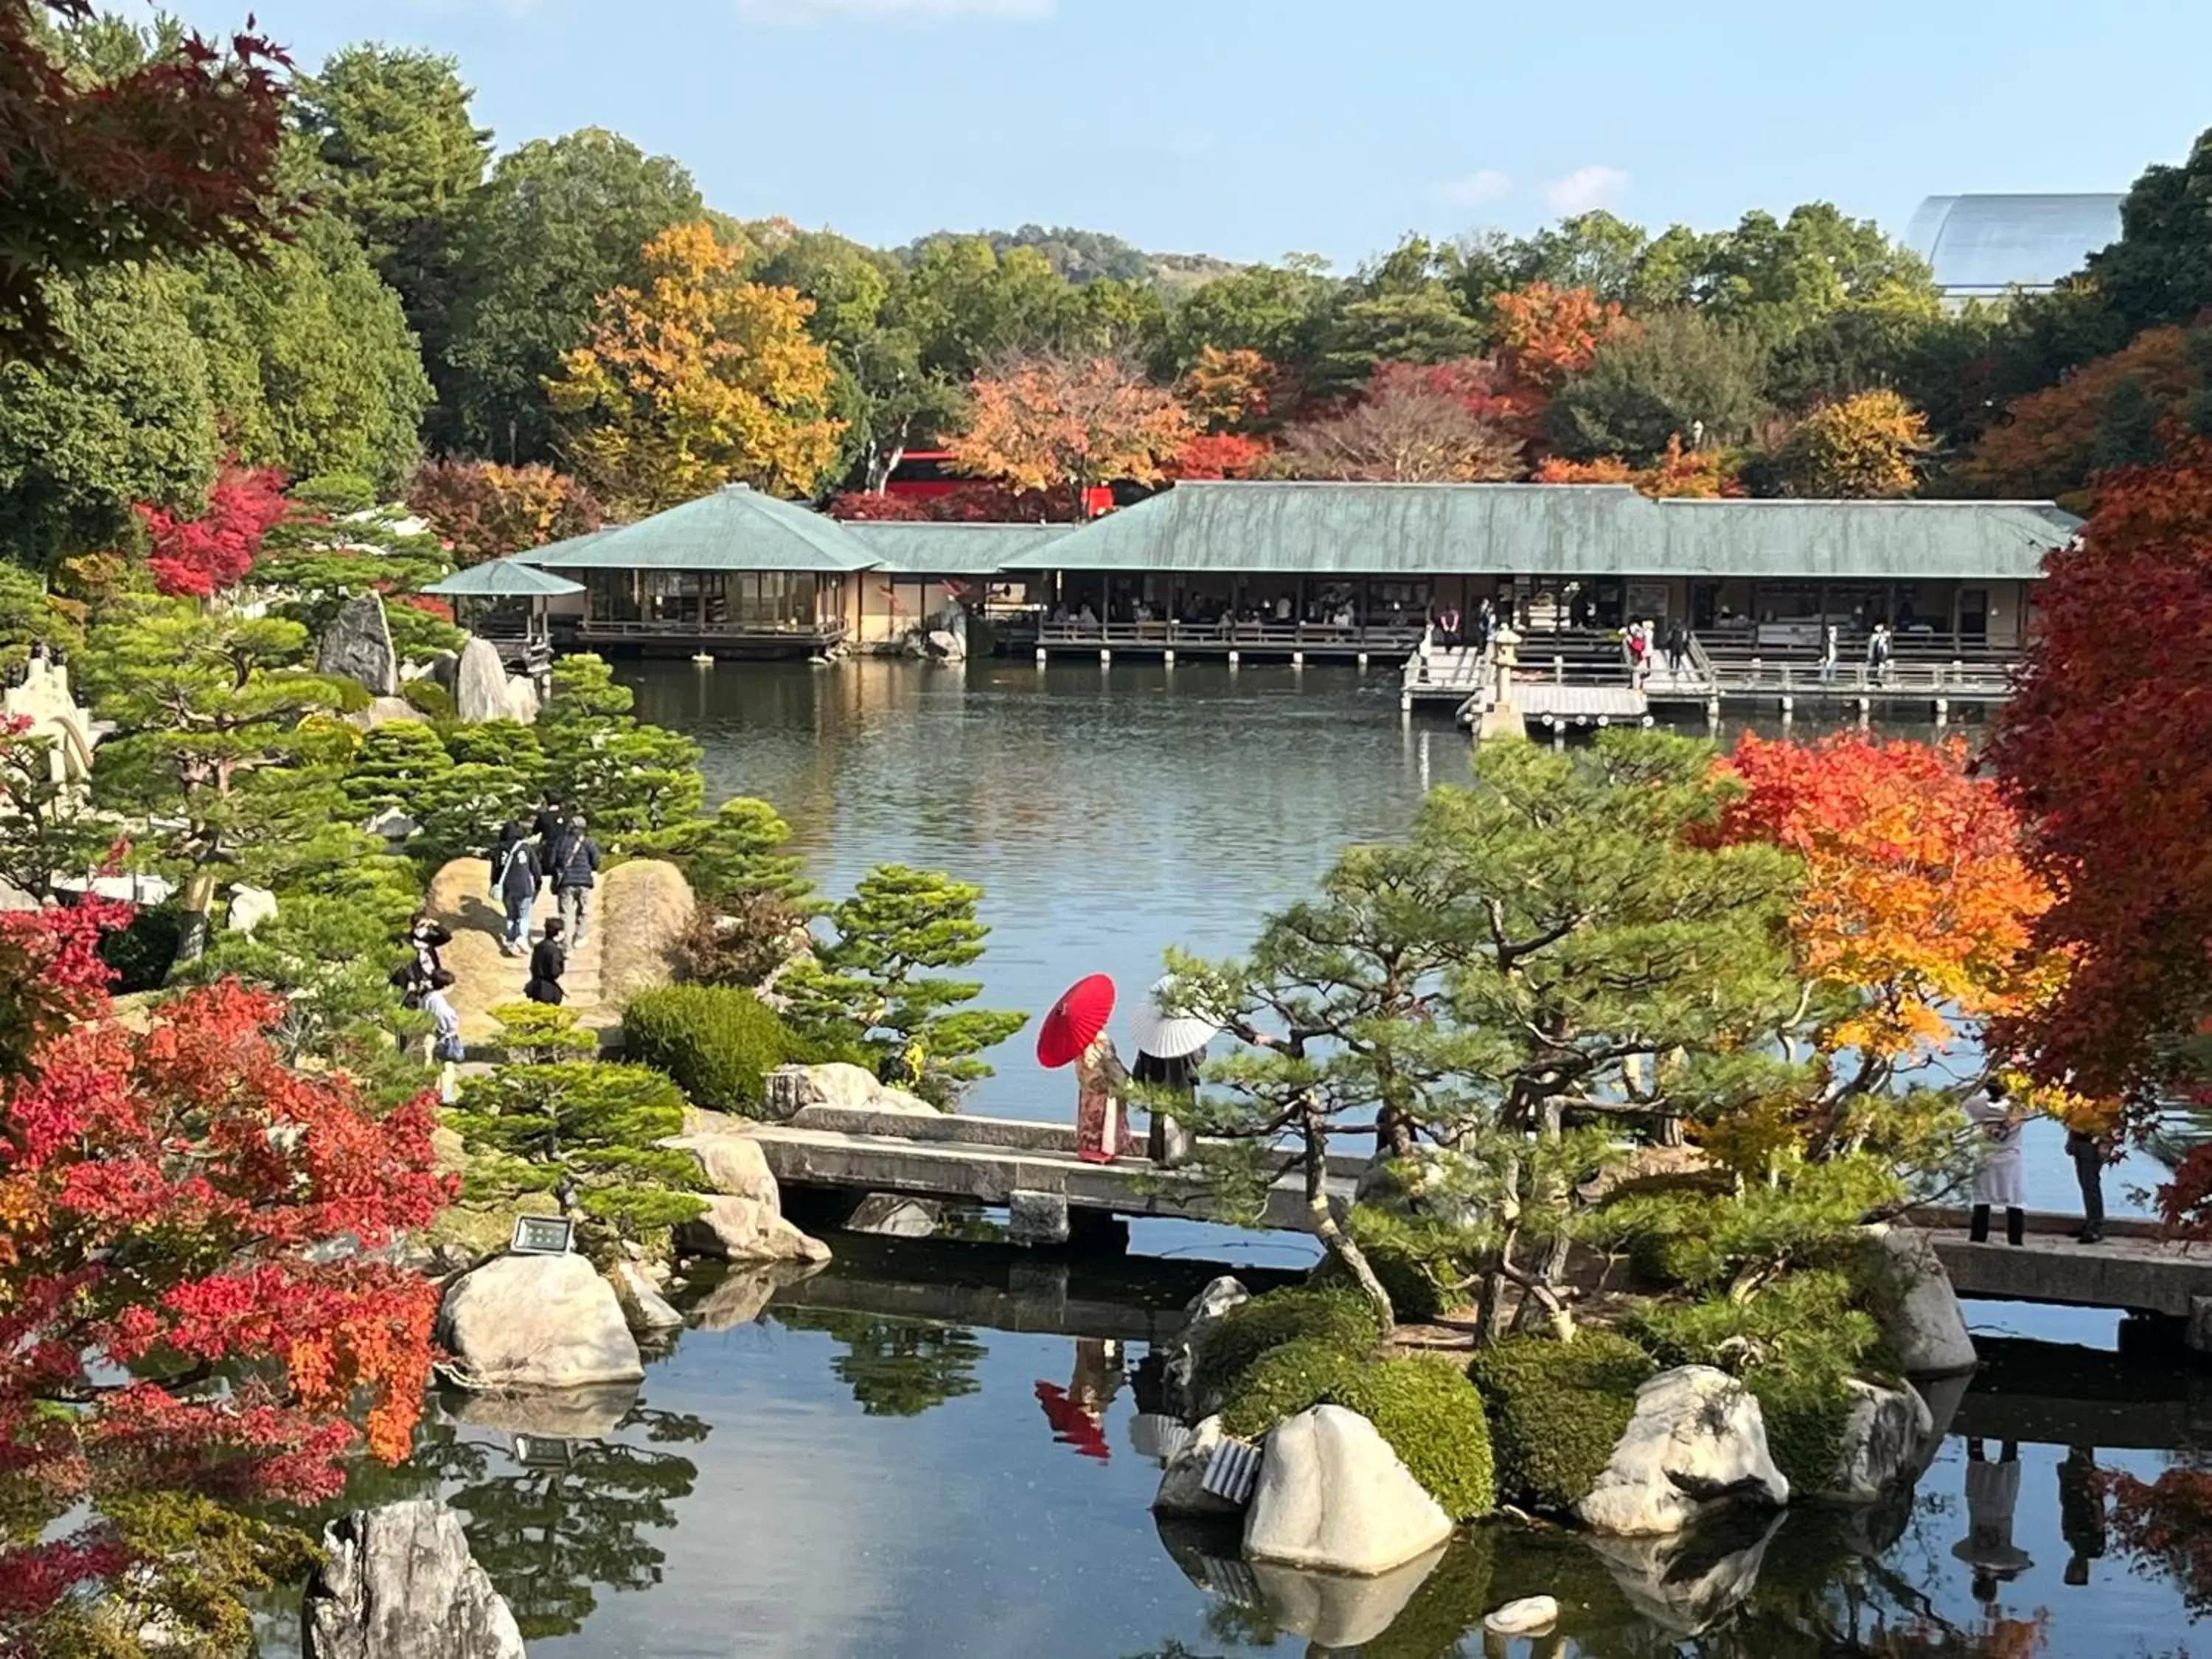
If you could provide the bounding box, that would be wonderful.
[844,521,1077,576]
[997,482,2081,581]
[422,559,585,598]
[532,485,876,574]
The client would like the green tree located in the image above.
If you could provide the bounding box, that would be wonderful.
[1164,255,1337,375]
[0,560,81,667]
[343,719,452,817]
[0,726,115,901]
[450,1004,709,1247]
[83,599,352,956]
[2084,127,2212,345]
[1546,310,1770,463]
[643,796,819,910]
[1451,211,1652,310]
[297,44,492,366]
[539,654,703,846]
[414,761,540,866]
[441,128,703,462]
[186,204,431,492]
[891,236,1085,378]
[0,263,218,566]
[785,864,1027,1107]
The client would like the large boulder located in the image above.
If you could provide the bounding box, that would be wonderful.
[597,860,693,1013]
[661,1130,779,1204]
[453,637,509,724]
[501,675,540,725]
[318,592,398,698]
[1865,1225,1978,1377]
[1152,1414,1243,1518]
[1354,1147,1484,1231]
[1574,1366,1789,1537]
[226,883,278,936]
[351,695,421,731]
[610,1259,685,1335]
[1243,1405,1455,1576]
[1245,1548,1446,1649]
[1163,1275,1248,1417]
[762,1061,936,1119]
[302,1500,524,1659]
[675,1194,831,1265]
[1819,1378,1935,1504]
[437,1254,644,1389]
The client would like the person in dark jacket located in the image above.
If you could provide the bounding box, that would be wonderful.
[531,793,567,846]
[547,813,602,945]
[493,821,542,956]
[526,917,567,1005]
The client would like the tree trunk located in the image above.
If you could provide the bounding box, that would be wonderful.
[173,867,218,964]
[1304,1107,1392,1339]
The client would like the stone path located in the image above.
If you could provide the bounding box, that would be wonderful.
[425,858,613,1046]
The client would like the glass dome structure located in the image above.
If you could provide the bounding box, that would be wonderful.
[1905,193,2124,301]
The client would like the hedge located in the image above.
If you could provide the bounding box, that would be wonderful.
[1467,1332,1655,1514]
[624,984,808,1116]
[1189,1286,1386,1405]
[1222,1343,1495,1520]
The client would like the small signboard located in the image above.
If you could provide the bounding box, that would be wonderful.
[508,1214,574,1256]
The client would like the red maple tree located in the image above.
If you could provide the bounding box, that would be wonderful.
[0,897,452,1642]
[1988,433,2212,1116]
[137,465,288,598]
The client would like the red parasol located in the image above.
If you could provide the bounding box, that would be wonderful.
[1037,973,1115,1068]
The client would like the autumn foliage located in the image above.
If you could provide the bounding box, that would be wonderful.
[947,352,1192,518]
[406,458,605,565]
[1958,324,2199,502]
[1989,435,2212,1105]
[136,465,289,598]
[1773,389,1932,498]
[1492,280,1634,394]
[1536,434,1740,498]
[0,899,451,1643]
[1716,732,2065,1062]
[825,481,1078,522]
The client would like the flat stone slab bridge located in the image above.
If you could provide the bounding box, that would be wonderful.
[749,1107,2212,1341]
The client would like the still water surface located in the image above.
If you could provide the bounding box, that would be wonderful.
[369,658,2208,1658]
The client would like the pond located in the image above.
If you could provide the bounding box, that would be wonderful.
[324,655,2204,1659]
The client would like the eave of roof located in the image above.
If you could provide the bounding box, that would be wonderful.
[422,559,585,598]
[842,520,1077,575]
[532,485,877,574]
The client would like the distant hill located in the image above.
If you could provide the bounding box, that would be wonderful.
[901,224,1243,295]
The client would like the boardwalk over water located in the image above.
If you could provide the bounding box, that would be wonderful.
[751,1108,2212,1345]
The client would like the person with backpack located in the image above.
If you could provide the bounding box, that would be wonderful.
[526,916,567,1006]
[546,813,602,946]
[491,821,542,956]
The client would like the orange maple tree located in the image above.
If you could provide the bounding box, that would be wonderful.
[1536,435,1739,497]
[947,353,1193,520]
[1956,324,2199,503]
[1175,345,1279,434]
[1716,732,2068,1065]
[1491,280,1635,392]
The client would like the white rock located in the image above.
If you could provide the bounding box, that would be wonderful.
[436,1254,643,1390]
[1575,1366,1789,1537]
[845,1194,940,1237]
[610,1259,685,1334]
[366,805,419,843]
[1153,1415,1242,1517]
[352,696,422,731]
[301,1500,524,1659]
[761,1061,936,1119]
[501,675,540,725]
[675,1194,830,1265]
[1820,1378,1935,1503]
[1585,1514,1781,1636]
[453,637,509,724]
[1484,1596,1560,1636]
[661,1132,779,1205]
[1246,1548,1446,1648]
[1865,1225,1979,1377]
[226,883,278,935]
[1243,1405,1455,1576]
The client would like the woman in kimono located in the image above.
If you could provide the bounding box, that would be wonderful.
[1073,1029,1133,1164]
[1963,1077,2027,1247]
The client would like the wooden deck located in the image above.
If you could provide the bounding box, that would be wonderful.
[1033,621,1424,663]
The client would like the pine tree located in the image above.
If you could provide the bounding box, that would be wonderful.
[784,864,1026,1107]
[538,654,702,846]
[343,720,452,817]
[448,1004,709,1248]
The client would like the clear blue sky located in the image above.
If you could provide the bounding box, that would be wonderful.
[168,0,2211,269]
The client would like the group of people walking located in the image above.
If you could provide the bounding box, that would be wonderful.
[388,794,603,1072]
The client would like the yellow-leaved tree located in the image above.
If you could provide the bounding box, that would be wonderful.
[546,220,843,514]
[947,353,1193,521]
[1772,389,1931,498]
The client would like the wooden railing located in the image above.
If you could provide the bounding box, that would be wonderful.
[570,617,848,641]
[1035,620,1426,650]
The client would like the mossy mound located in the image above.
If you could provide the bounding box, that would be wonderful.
[1309,1207,1461,1323]
[1189,1285,1385,1405]
[1746,1371,1853,1495]
[1221,1343,1495,1520]
[1467,1332,1655,1515]
[625,984,810,1115]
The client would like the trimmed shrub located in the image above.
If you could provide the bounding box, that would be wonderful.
[624,983,807,1116]
[1468,1332,1655,1514]
[1747,1369,1853,1495]
[1225,1346,1497,1520]
[1189,1286,1386,1405]
[401,678,455,721]
[1310,1206,1461,1324]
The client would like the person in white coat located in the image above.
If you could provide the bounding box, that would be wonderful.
[1963,1076,2027,1246]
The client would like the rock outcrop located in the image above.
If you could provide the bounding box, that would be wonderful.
[436,1254,644,1389]
[1243,1405,1455,1576]
[302,1500,524,1659]
[226,883,278,936]
[1164,1275,1248,1417]
[762,1061,938,1119]
[453,637,509,724]
[1865,1225,1979,1377]
[675,1194,832,1265]
[318,593,398,698]
[1574,1366,1789,1537]
[610,1259,685,1334]
[1820,1378,1935,1504]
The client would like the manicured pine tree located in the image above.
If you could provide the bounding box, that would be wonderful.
[342,719,452,817]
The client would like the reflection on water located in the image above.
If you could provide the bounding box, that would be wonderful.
[351,1254,2212,1659]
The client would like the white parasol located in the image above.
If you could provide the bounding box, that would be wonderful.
[1130,975,1220,1060]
